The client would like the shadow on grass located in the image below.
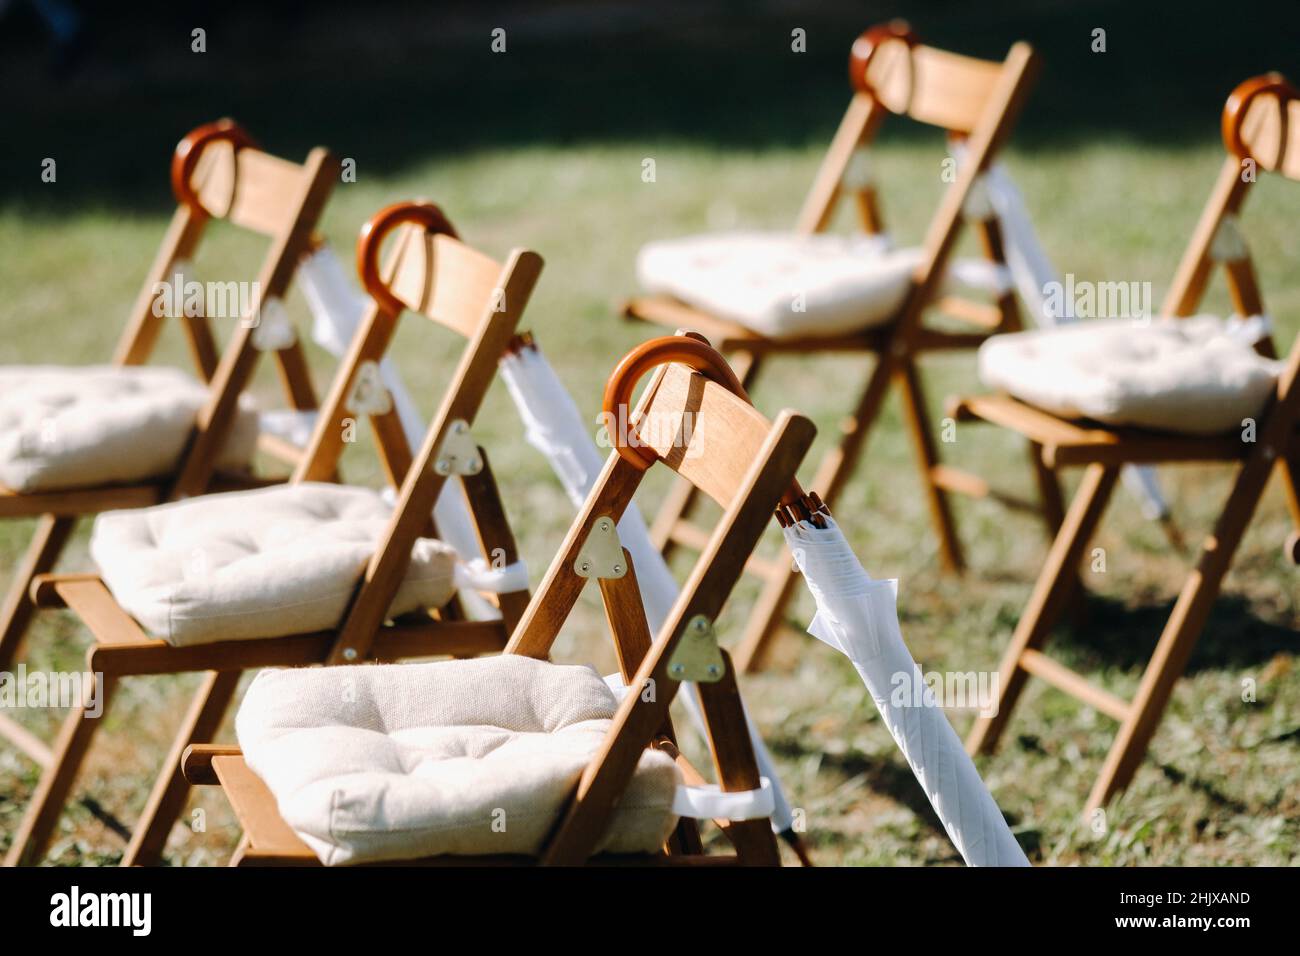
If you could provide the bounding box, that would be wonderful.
[2,0,1298,212]
[1051,592,1299,675]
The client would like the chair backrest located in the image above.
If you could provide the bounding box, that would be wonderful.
[116,120,340,498]
[301,201,543,664]
[1224,73,1300,181]
[115,119,334,378]
[1163,75,1300,382]
[851,22,1008,135]
[796,22,1039,238]
[503,333,816,863]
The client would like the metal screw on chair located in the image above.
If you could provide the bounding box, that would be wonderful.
[453,421,467,435]
[343,648,358,661]
[706,664,720,678]
[670,663,686,678]
[612,563,624,575]
[467,457,481,472]
[693,618,708,633]
[435,457,452,475]
[579,560,592,574]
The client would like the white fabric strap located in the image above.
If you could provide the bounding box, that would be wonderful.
[961,173,996,223]
[1225,312,1273,345]
[673,778,775,822]
[251,296,298,351]
[452,557,529,594]
[841,146,875,192]
[1210,214,1249,263]
[258,408,318,448]
[948,257,1015,297]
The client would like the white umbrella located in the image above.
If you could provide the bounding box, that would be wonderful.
[783,510,1029,866]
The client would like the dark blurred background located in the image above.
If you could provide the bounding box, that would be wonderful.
[1,0,1297,212]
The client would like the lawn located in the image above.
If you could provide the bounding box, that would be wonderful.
[0,1,1297,866]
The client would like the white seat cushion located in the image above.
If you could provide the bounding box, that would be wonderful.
[978,317,1282,435]
[638,231,925,338]
[90,483,459,646]
[0,365,258,493]
[237,656,681,865]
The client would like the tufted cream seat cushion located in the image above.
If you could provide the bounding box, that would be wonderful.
[90,483,459,646]
[637,231,1014,340]
[0,365,259,493]
[236,656,682,865]
[978,317,1283,435]
[637,231,923,338]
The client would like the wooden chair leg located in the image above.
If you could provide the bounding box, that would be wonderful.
[1279,449,1300,564]
[732,563,803,674]
[695,652,782,866]
[1028,442,1066,537]
[0,515,75,672]
[967,463,1119,756]
[895,358,965,573]
[4,672,117,866]
[121,670,242,866]
[1086,451,1276,810]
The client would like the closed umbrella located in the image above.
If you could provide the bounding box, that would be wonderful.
[782,505,1029,866]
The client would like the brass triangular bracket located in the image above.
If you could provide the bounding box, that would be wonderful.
[433,419,483,476]
[574,515,626,579]
[667,615,725,683]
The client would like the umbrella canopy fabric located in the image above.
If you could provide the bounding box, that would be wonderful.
[783,515,1029,866]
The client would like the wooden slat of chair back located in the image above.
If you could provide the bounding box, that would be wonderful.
[358,202,509,339]
[178,121,326,238]
[633,363,779,509]
[1223,73,1300,181]
[851,22,1012,135]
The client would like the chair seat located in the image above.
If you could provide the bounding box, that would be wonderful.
[637,231,924,338]
[637,231,1010,340]
[236,655,681,865]
[90,483,460,647]
[0,365,258,493]
[978,317,1282,435]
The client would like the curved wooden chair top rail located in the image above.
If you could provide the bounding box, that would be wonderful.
[848,20,1031,136]
[170,117,334,239]
[1222,72,1300,180]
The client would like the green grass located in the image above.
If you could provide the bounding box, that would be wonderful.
[2,136,1297,867]
[0,2,1298,866]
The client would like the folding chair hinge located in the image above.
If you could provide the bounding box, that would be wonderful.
[344,360,393,416]
[433,420,483,476]
[574,515,625,579]
[667,615,725,683]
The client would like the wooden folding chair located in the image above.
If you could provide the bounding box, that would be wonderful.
[958,74,1300,812]
[0,119,336,767]
[182,332,820,866]
[5,200,542,866]
[624,23,1042,671]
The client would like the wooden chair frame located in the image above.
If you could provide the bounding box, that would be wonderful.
[183,332,819,866]
[623,23,1042,671]
[4,201,542,866]
[956,74,1300,812]
[0,119,336,767]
